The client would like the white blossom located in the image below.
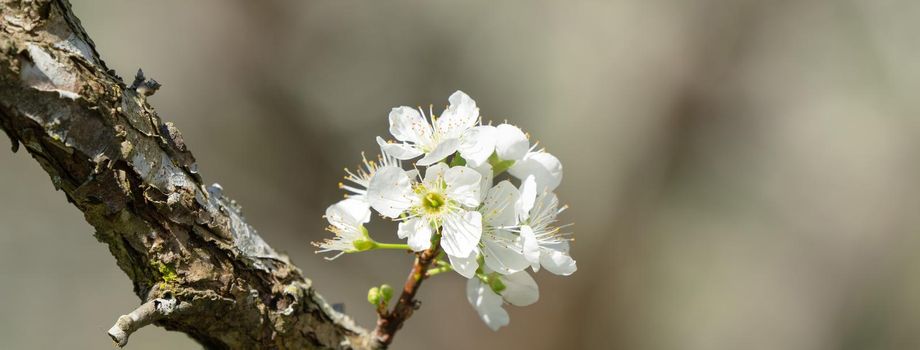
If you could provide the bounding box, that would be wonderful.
[313,198,372,260]
[516,176,576,275]
[338,145,402,203]
[367,163,484,276]
[378,91,498,167]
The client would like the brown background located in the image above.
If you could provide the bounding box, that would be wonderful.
[1,0,919,349]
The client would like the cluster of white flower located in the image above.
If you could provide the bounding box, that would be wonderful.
[315,91,575,331]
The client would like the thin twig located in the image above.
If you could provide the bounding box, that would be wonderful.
[107,297,190,347]
[373,242,441,347]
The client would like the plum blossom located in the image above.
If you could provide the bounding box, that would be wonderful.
[377,91,498,167]
[313,198,372,260]
[367,163,484,276]
[338,145,403,203]
[516,176,576,275]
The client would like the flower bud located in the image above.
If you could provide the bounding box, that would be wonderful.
[367,286,381,306]
[379,284,394,304]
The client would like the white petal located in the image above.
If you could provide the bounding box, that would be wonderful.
[482,232,529,275]
[367,166,413,218]
[448,249,479,279]
[398,218,433,251]
[377,136,423,160]
[520,225,541,269]
[499,271,539,306]
[540,249,577,276]
[325,198,371,229]
[466,278,510,331]
[494,124,529,161]
[405,168,420,182]
[472,162,493,202]
[441,210,483,258]
[466,277,484,306]
[416,138,460,166]
[481,181,519,227]
[545,238,570,254]
[458,125,497,167]
[388,106,432,144]
[437,91,479,139]
[516,175,537,221]
[509,151,563,192]
[445,166,482,208]
[422,163,449,189]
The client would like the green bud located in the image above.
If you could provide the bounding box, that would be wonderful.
[367,287,381,305]
[379,284,394,304]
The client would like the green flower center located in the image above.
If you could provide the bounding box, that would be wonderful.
[422,192,446,211]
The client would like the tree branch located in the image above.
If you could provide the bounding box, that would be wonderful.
[0,1,379,348]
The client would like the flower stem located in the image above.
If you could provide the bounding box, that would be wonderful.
[426,265,452,277]
[372,242,411,251]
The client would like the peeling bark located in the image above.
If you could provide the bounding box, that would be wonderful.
[0,1,377,348]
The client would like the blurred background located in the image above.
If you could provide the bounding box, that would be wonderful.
[2,0,919,349]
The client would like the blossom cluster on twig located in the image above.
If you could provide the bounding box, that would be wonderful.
[314,91,576,331]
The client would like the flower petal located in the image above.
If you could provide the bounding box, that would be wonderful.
[481,181,519,227]
[438,91,479,139]
[367,166,413,218]
[417,138,460,166]
[405,168,420,182]
[377,136,423,160]
[509,151,563,192]
[494,124,529,161]
[388,106,432,144]
[540,249,577,276]
[445,166,482,208]
[448,249,479,278]
[325,198,371,229]
[482,231,529,275]
[441,210,483,258]
[422,162,449,189]
[466,278,510,331]
[499,271,539,307]
[516,175,537,222]
[398,217,433,251]
[520,225,541,269]
[472,162,493,202]
[458,125,497,167]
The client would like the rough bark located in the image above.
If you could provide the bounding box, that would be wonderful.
[0,0,378,348]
